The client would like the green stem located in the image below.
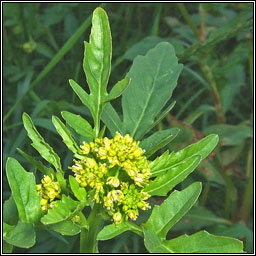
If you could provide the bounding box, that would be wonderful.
[177,3,200,40]
[80,204,104,253]
[238,142,253,222]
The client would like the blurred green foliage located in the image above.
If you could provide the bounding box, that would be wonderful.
[3,3,253,253]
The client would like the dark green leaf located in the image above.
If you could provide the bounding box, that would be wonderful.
[140,128,179,157]
[3,196,18,225]
[6,158,43,223]
[122,42,183,140]
[145,156,201,196]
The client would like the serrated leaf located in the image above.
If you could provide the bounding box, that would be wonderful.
[17,148,55,177]
[145,156,201,196]
[163,230,244,253]
[6,158,43,223]
[3,221,36,249]
[140,128,179,157]
[69,175,87,202]
[149,134,219,177]
[61,111,94,138]
[144,182,202,239]
[41,195,81,225]
[122,42,183,140]
[106,77,131,102]
[48,220,81,236]
[52,115,80,154]
[22,112,63,174]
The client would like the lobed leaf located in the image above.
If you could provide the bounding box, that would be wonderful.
[22,112,63,174]
[6,158,43,223]
[144,182,202,239]
[122,42,183,140]
[47,220,81,236]
[41,195,81,225]
[52,115,81,154]
[149,134,219,177]
[145,156,201,196]
[17,148,55,177]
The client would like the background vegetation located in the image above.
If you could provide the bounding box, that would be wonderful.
[3,3,253,253]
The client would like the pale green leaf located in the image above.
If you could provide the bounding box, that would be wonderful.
[48,220,81,236]
[144,182,202,239]
[145,156,201,196]
[6,158,43,223]
[122,42,183,140]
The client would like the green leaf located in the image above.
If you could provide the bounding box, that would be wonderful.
[140,128,179,157]
[3,196,18,225]
[101,102,123,136]
[3,221,36,249]
[97,222,130,240]
[3,241,13,253]
[145,156,201,196]
[3,222,15,236]
[52,115,80,154]
[97,221,143,240]
[106,77,131,102]
[144,229,173,253]
[17,148,55,177]
[163,230,244,253]
[22,112,63,174]
[69,175,87,201]
[41,195,81,225]
[122,42,183,140]
[81,7,112,128]
[149,134,219,177]
[48,220,81,236]
[6,158,43,223]
[61,111,94,138]
[144,182,202,239]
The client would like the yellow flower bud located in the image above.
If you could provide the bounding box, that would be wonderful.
[113,212,122,224]
[80,142,90,154]
[106,177,120,187]
[86,158,97,168]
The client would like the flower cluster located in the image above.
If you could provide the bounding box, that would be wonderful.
[70,132,151,224]
[36,175,61,211]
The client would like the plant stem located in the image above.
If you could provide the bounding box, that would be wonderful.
[177,3,200,40]
[80,203,104,253]
[238,142,253,222]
